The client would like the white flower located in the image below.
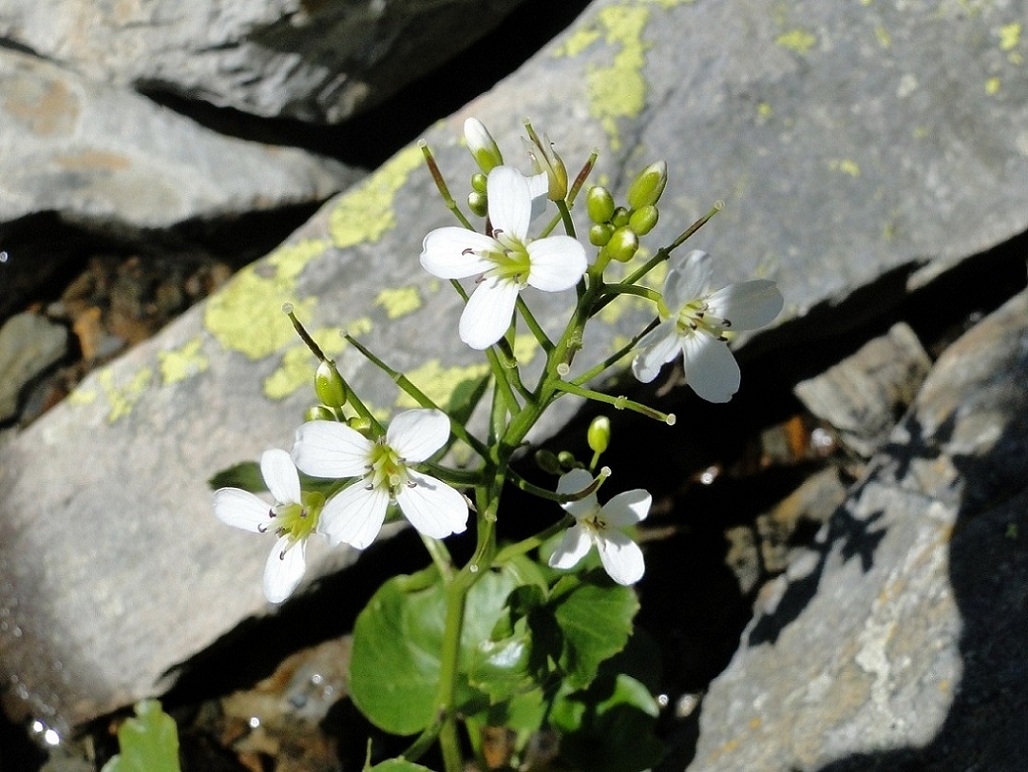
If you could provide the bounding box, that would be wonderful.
[420,165,587,349]
[632,249,783,403]
[291,409,468,549]
[213,449,322,603]
[549,468,651,585]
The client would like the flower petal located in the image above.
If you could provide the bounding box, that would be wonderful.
[292,420,371,478]
[680,333,740,403]
[213,488,272,533]
[318,482,390,549]
[596,530,645,585]
[557,469,599,520]
[487,166,532,240]
[459,276,520,349]
[260,448,300,504]
[707,280,783,330]
[548,524,593,570]
[631,323,681,383]
[420,228,500,279]
[263,535,307,603]
[525,236,587,292]
[387,409,449,462]
[396,471,468,539]
[600,489,651,527]
[664,250,711,309]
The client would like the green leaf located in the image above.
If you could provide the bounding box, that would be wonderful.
[349,568,519,735]
[368,760,435,772]
[100,700,180,772]
[207,461,264,492]
[551,572,639,689]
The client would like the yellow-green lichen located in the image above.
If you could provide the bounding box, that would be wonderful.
[329,144,424,249]
[67,387,97,406]
[874,24,891,48]
[757,102,774,122]
[158,337,208,385]
[554,27,602,57]
[985,77,1001,94]
[262,325,356,400]
[96,366,153,423]
[375,286,422,319]
[998,22,1021,62]
[584,5,652,151]
[776,28,818,55]
[395,360,490,411]
[204,239,328,360]
[512,333,539,365]
[829,159,862,177]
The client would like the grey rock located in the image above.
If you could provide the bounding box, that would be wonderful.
[691,289,1028,770]
[0,313,68,422]
[1,0,1027,734]
[0,47,357,235]
[794,323,933,457]
[0,0,527,124]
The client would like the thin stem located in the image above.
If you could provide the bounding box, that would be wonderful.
[420,140,474,230]
[515,296,554,353]
[493,514,573,565]
[556,198,576,238]
[571,317,660,385]
[551,379,676,424]
[421,534,454,581]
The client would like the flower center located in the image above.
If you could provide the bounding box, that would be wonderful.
[580,505,608,535]
[473,231,532,285]
[270,490,324,542]
[674,298,728,340]
[368,441,410,498]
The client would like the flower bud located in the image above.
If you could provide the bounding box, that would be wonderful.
[314,360,348,408]
[535,449,563,475]
[629,204,659,235]
[606,226,639,262]
[523,120,568,201]
[468,190,488,218]
[557,450,578,470]
[626,161,668,209]
[471,172,488,194]
[305,405,336,422]
[464,118,503,173]
[589,222,614,247]
[586,185,616,224]
[611,206,630,228]
[587,415,611,454]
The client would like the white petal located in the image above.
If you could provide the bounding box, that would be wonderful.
[260,448,300,504]
[420,228,500,279]
[292,420,371,478]
[318,482,389,549]
[600,489,651,528]
[486,166,531,240]
[396,471,468,539]
[706,280,784,330]
[664,250,711,309]
[548,524,593,570]
[213,488,272,533]
[631,324,681,383]
[596,531,645,585]
[263,535,307,603]
[459,276,520,349]
[387,409,449,462]
[681,334,740,403]
[557,469,599,520]
[525,236,587,292]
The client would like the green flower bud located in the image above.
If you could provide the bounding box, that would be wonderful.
[523,120,568,201]
[589,222,614,247]
[468,191,488,218]
[629,204,659,235]
[535,449,563,475]
[305,405,336,422]
[471,172,488,193]
[586,185,616,224]
[606,226,639,262]
[315,360,348,408]
[464,117,503,173]
[626,161,668,209]
[611,206,630,228]
[557,450,578,470]
[587,415,611,454]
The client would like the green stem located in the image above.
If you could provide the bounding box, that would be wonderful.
[493,514,573,565]
[551,379,675,424]
[420,140,474,230]
[515,296,554,353]
[571,317,660,385]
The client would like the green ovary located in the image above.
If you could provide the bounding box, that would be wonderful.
[273,490,325,542]
[368,443,408,495]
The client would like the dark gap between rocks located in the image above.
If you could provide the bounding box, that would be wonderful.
[134,0,594,169]
[39,230,1022,771]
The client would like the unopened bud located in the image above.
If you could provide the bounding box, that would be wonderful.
[306,405,336,422]
[606,226,639,262]
[535,449,563,475]
[629,204,659,235]
[523,120,568,200]
[611,206,630,228]
[586,186,616,224]
[626,161,668,209]
[464,118,503,173]
[589,222,614,247]
[468,191,488,218]
[587,415,611,454]
[314,360,348,408]
[557,450,577,470]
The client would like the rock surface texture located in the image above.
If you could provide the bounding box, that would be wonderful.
[1,0,1026,738]
[0,0,528,123]
[691,289,1028,771]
